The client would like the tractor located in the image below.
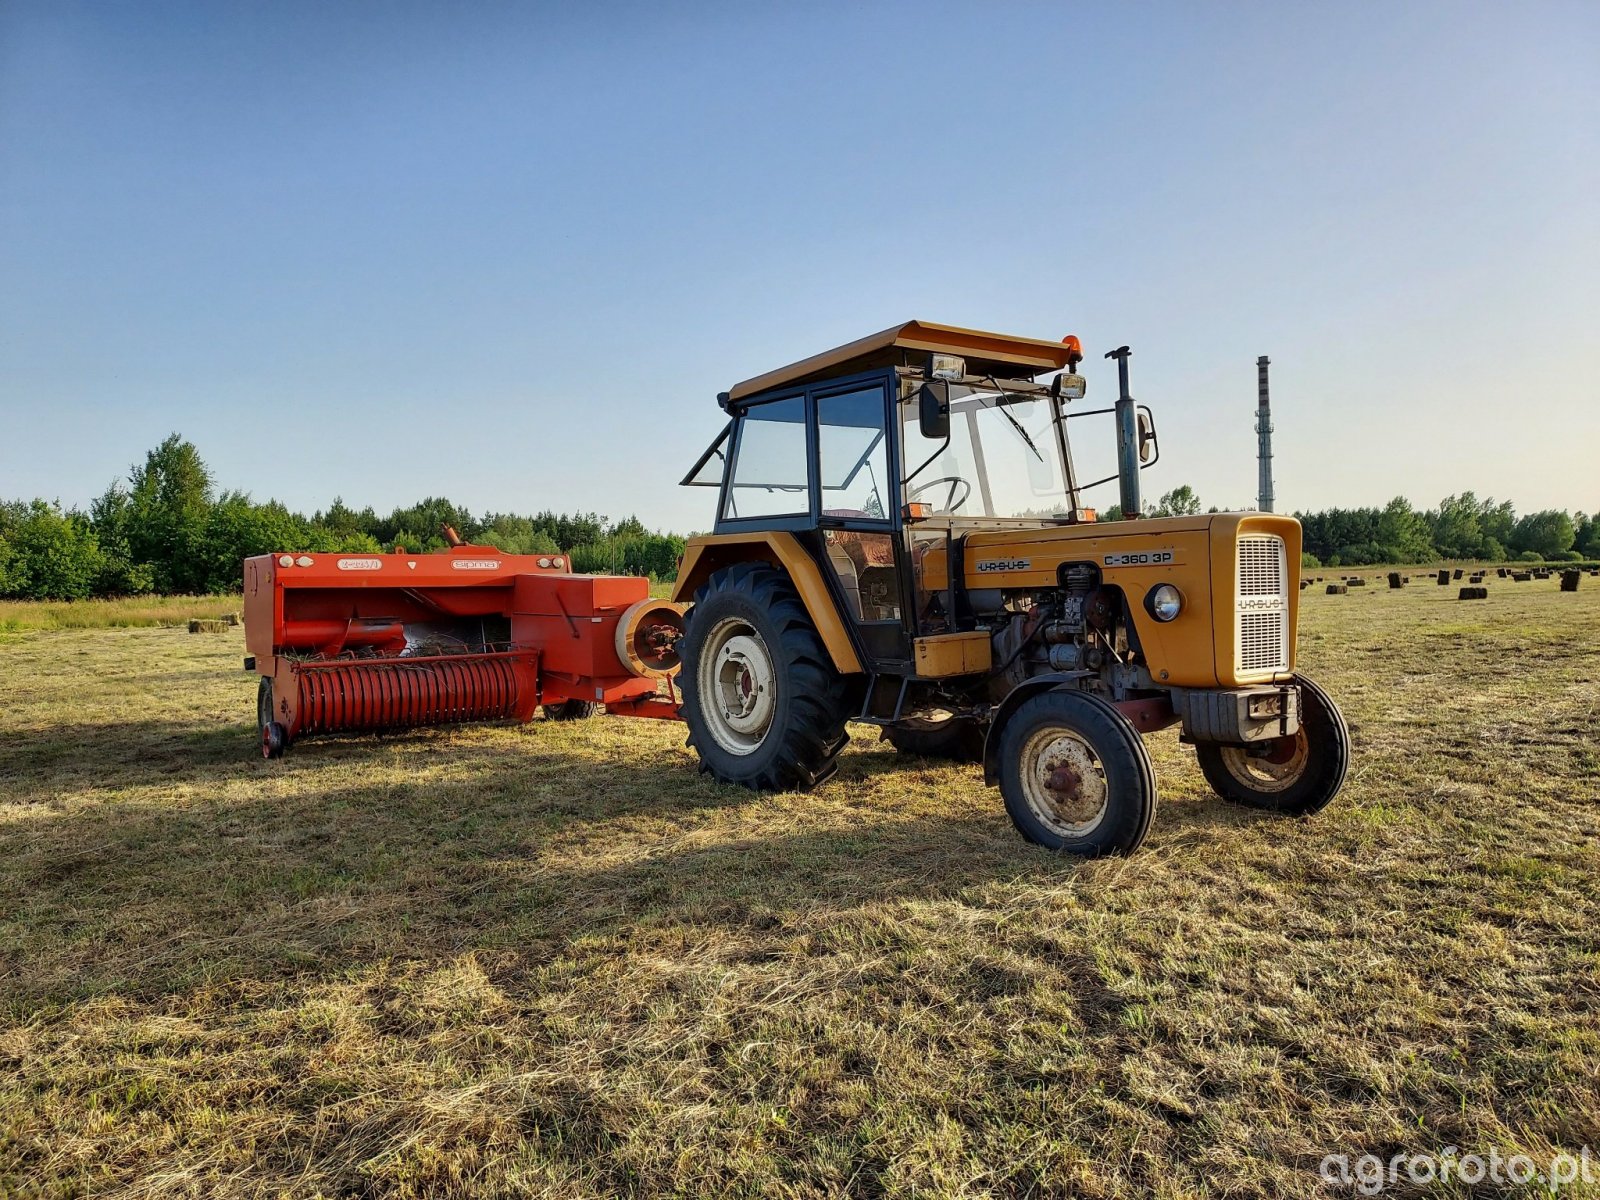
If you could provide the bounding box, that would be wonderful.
[670,321,1349,855]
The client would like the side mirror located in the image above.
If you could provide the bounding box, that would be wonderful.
[1137,407,1159,465]
[918,381,951,440]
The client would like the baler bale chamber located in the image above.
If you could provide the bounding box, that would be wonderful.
[243,546,685,757]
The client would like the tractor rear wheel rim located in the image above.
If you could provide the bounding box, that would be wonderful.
[700,617,777,756]
[1019,727,1109,838]
[1218,733,1308,793]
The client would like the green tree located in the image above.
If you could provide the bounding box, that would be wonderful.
[1149,485,1202,517]
[2,501,105,600]
[126,435,215,593]
[1510,510,1575,561]
[1376,496,1433,562]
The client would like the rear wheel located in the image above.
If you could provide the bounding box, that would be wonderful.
[884,713,985,763]
[679,563,854,791]
[996,690,1157,856]
[1195,675,1349,815]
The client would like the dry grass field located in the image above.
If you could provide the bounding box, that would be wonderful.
[3,577,1598,1198]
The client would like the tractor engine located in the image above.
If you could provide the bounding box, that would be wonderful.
[986,564,1131,701]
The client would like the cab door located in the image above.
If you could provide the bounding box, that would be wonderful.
[813,376,910,667]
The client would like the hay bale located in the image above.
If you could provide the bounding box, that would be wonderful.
[1452,568,1463,579]
[1325,583,1348,595]
[1512,572,1532,582]
[1300,579,1310,589]
[1458,587,1488,600]
[224,612,241,627]
[1497,567,1508,578]
[188,619,227,634]
[1560,570,1581,592]
[1387,572,1404,589]
[1348,577,1367,587]
[1437,570,1450,585]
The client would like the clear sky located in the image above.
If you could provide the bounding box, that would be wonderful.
[2,1,1596,532]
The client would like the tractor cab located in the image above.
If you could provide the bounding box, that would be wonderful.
[681,320,1141,674]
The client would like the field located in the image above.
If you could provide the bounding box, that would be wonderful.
[3,578,1598,1198]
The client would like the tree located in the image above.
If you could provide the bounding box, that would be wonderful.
[1510,510,1575,561]
[1376,496,1433,562]
[1149,485,1202,517]
[1,501,105,600]
[126,434,215,593]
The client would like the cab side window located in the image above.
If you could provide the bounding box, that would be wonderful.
[817,387,890,520]
[723,397,808,520]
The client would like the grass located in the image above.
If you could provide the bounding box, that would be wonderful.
[2,577,1598,1197]
[0,594,242,633]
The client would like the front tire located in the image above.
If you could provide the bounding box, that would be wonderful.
[678,563,854,791]
[996,690,1157,856]
[1195,675,1349,815]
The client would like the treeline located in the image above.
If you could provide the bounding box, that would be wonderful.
[0,435,686,601]
[1113,487,1599,567]
[4,439,1596,601]
[1296,494,1598,567]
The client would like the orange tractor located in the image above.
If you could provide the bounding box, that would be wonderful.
[247,321,1348,856]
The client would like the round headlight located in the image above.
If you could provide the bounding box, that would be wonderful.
[278,555,294,568]
[537,557,551,568]
[1147,583,1183,622]
[552,557,564,569]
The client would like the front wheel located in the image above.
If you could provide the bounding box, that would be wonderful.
[1194,675,1349,815]
[996,690,1157,856]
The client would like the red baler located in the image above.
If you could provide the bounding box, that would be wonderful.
[244,545,684,756]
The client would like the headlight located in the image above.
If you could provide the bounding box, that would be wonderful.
[1146,583,1183,622]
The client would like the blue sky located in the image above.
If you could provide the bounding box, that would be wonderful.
[2,1,1596,531]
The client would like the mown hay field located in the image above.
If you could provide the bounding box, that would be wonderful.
[2,579,1598,1198]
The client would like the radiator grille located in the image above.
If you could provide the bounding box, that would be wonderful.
[1235,535,1288,674]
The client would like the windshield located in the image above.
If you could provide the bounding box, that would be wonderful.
[900,386,1070,518]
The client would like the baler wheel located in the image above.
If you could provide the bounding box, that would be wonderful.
[678,563,853,792]
[261,721,288,759]
[256,675,274,735]
[543,700,597,721]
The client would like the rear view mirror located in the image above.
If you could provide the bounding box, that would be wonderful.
[918,381,951,440]
[1137,407,1159,465]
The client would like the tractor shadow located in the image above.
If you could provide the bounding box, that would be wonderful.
[2,708,1249,1015]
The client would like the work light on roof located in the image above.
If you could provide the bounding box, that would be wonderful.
[930,354,966,381]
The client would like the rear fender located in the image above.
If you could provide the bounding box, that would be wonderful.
[673,532,862,674]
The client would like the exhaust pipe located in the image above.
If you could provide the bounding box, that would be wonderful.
[1106,345,1140,519]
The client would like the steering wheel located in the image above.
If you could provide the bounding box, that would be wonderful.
[905,476,972,514]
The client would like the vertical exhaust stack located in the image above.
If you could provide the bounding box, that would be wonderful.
[1256,355,1274,513]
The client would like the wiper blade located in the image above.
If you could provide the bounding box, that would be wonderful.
[983,377,1044,462]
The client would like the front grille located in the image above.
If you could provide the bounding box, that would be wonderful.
[1236,535,1288,675]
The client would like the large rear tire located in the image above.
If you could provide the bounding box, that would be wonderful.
[884,713,985,763]
[1195,674,1349,816]
[678,563,854,791]
[996,690,1157,856]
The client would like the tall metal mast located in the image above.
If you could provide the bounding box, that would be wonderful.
[1256,355,1274,513]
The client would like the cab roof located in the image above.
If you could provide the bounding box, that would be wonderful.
[726,320,1080,403]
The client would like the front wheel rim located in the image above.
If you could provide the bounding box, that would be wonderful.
[698,617,777,756]
[1218,733,1309,793]
[1018,727,1109,838]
